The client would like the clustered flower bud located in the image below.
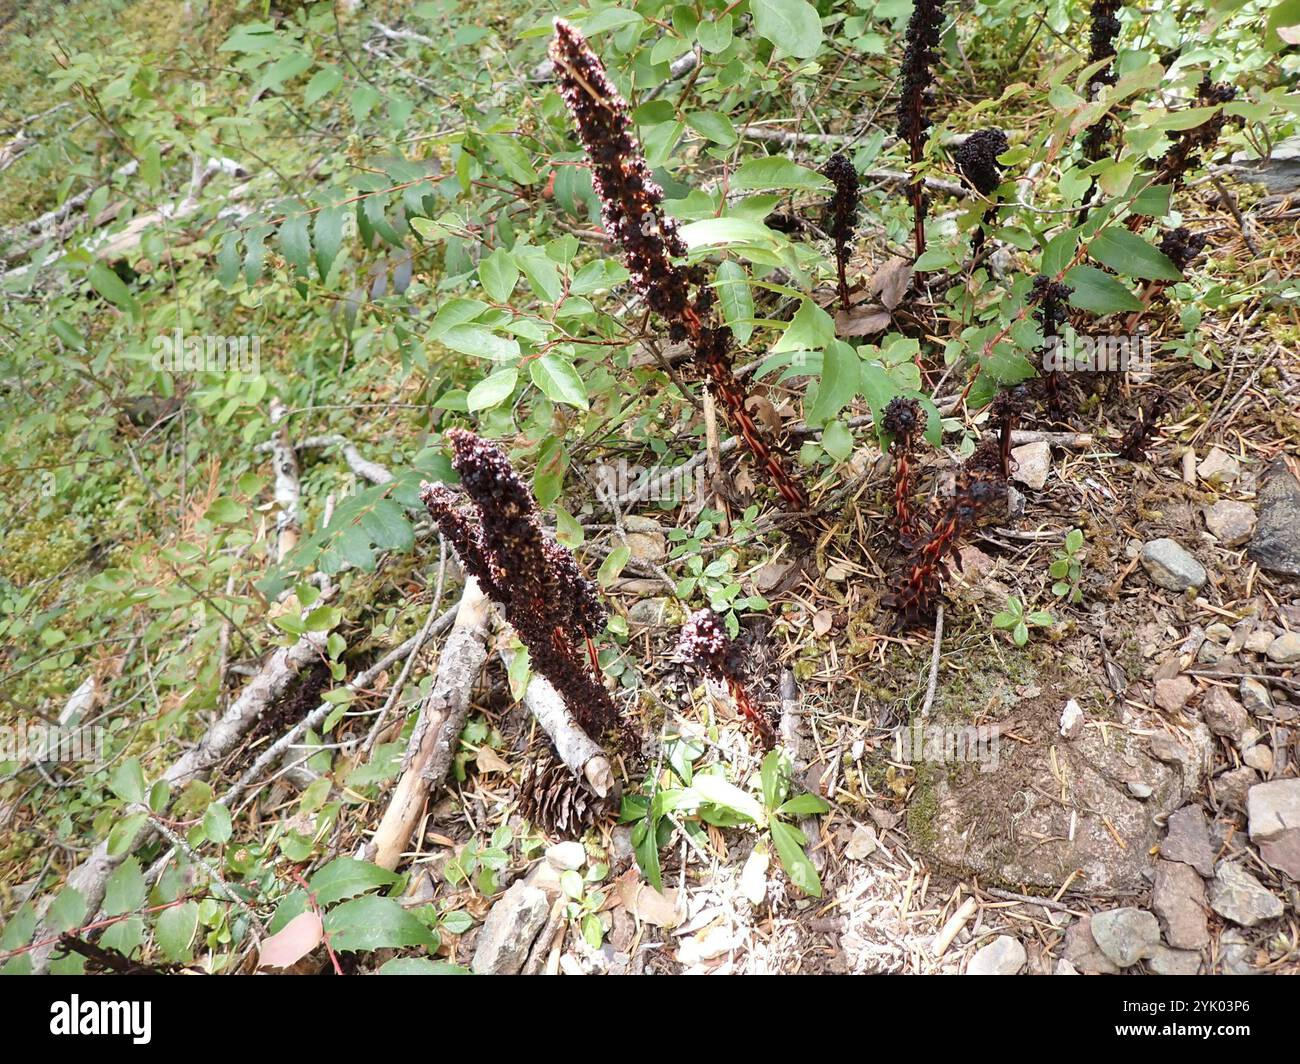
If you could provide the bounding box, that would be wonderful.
[954,129,1009,197]
[1078,1,1123,221]
[884,435,1007,626]
[882,397,927,546]
[989,384,1030,478]
[896,0,948,258]
[822,153,860,310]
[1158,226,1208,272]
[549,20,808,513]
[421,429,622,743]
[677,609,775,749]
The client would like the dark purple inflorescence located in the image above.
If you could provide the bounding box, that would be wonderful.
[896,0,948,258]
[1154,79,1237,190]
[677,609,775,748]
[882,397,928,546]
[421,429,620,742]
[955,129,1009,197]
[822,152,860,309]
[1029,275,1074,413]
[1158,227,1208,272]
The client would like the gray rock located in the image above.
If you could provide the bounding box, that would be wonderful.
[1010,441,1051,490]
[1062,916,1120,975]
[471,881,550,974]
[1246,779,1300,842]
[1152,859,1210,950]
[1204,622,1233,644]
[1266,631,1300,664]
[1054,958,1079,975]
[966,934,1027,975]
[1159,805,1216,876]
[844,824,878,862]
[1213,766,1258,811]
[1204,501,1255,547]
[1259,828,1300,880]
[622,516,666,563]
[1147,945,1202,975]
[1208,863,1284,927]
[627,597,671,627]
[1201,687,1249,741]
[1242,743,1274,774]
[1006,484,1026,519]
[1141,539,1207,592]
[1239,677,1273,714]
[1090,907,1161,967]
[1249,459,1300,577]
[1244,627,1276,655]
[1219,929,1256,975]
[1197,446,1241,487]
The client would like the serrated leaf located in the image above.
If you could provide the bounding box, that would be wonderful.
[103,857,146,916]
[155,901,199,963]
[309,857,401,907]
[324,895,438,953]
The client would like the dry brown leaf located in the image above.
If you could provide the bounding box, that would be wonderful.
[257,910,323,969]
[615,870,680,928]
[812,609,835,636]
[475,745,511,774]
[835,304,892,337]
[744,395,781,437]
[869,256,914,310]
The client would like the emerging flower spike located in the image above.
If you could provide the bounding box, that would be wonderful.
[1029,275,1074,414]
[421,429,623,745]
[896,0,947,259]
[884,435,1007,627]
[1118,392,1171,461]
[822,153,860,310]
[1078,1,1123,223]
[882,396,927,547]
[988,384,1030,479]
[954,129,1009,254]
[677,609,776,749]
[549,19,808,513]
[1153,79,1236,192]
[1158,226,1208,273]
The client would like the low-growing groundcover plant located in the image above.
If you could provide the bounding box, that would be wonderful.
[0,0,1296,978]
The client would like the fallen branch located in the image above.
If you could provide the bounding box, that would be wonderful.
[362,578,491,871]
[268,399,301,563]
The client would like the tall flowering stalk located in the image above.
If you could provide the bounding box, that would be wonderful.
[882,397,927,547]
[1029,275,1073,414]
[1077,1,1122,224]
[896,0,947,260]
[822,153,860,310]
[677,609,775,749]
[884,436,1007,626]
[421,429,623,743]
[549,20,808,512]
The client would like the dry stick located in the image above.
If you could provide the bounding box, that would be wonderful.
[919,604,944,721]
[25,627,330,974]
[268,398,302,563]
[363,578,491,871]
[499,643,615,799]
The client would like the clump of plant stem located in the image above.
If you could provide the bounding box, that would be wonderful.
[896,0,947,260]
[420,428,627,747]
[822,152,860,310]
[549,19,808,513]
[1030,275,1074,415]
[1117,392,1171,461]
[677,608,776,749]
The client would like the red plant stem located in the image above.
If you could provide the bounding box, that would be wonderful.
[726,676,776,750]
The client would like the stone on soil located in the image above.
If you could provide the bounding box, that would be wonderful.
[966,935,1026,975]
[1141,538,1206,591]
[1152,859,1210,950]
[1208,863,1284,927]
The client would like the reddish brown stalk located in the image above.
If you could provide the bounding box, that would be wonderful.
[882,397,927,547]
[677,609,776,750]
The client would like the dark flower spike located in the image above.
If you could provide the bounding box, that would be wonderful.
[549,19,808,514]
[1078,1,1123,223]
[954,129,1009,254]
[882,396,927,546]
[1029,275,1074,414]
[896,0,948,259]
[1158,226,1208,273]
[988,384,1030,479]
[677,609,776,750]
[1118,392,1171,461]
[884,436,1007,626]
[421,429,622,744]
[1153,79,1237,193]
[822,153,860,310]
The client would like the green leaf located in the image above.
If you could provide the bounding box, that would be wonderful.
[109,757,146,805]
[1063,264,1143,313]
[751,0,824,60]
[279,212,311,275]
[478,248,518,303]
[379,958,470,975]
[309,857,401,907]
[155,901,199,962]
[103,857,146,916]
[598,544,631,588]
[439,323,520,362]
[216,230,241,287]
[773,299,835,353]
[692,774,763,823]
[314,205,346,281]
[325,895,439,953]
[466,366,518,411]
[47,887,87,933]
[205,497,246,524]
[731,157,830,192]
[808,340,859,425]
[530,354,589,410]
[304,65,343,106]
[483,134,537,185]
[1267,0,1300,50]
[1013,621,1029,646]
[777,793,831,816]
[203,802,233,844]
[769,819,822,897]
[87,262,140,317]
[715,260,754,344]
[1065,528,1084,553]
[685,110,738,147]
[106,813,148,857]
[1089,228,1182,281]
[821,419,853,461]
